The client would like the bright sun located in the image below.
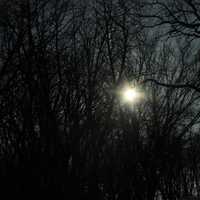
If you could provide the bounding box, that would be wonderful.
[122,86,141,104]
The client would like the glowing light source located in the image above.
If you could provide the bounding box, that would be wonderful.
[121,86,142,104]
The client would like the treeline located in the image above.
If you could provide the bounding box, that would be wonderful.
[0,0,200,199]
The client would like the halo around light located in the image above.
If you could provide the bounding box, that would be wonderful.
[121,86,142,104]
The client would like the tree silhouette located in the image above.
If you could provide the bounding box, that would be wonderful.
[0,0,200,199]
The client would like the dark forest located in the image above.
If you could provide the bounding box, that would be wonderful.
[0,0,200,199]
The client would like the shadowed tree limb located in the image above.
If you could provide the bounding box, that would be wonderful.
[143,78,200,93]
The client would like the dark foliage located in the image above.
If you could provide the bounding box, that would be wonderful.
[0,0,200,199]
